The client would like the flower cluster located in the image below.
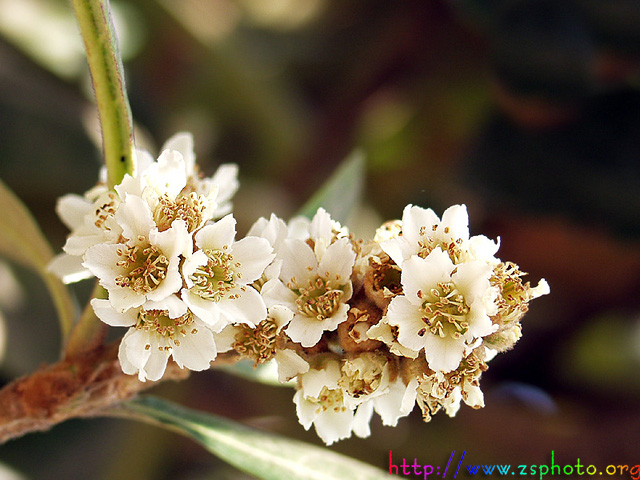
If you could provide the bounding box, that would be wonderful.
[49,133,273,381]
[51,133,549,444]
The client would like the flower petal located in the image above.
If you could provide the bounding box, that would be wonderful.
[401,249,453,305]
[285,314,327,348]
[56,194,92,230]
[352,401,374,438]
[313,407,354,446]
[386,296,427,352]
[261,278,298,310]
[118,328,153,380]
[181,289,224,331]
[216,286,267,327]
[402,204,439,248]
[452,260,492,304]
[214,325,238,353]
[423,334,466,373]
[172,324,217,371]
[231,236,274,283]
[437,204,469,244]
[91,298,136,327]
[162,132,195,175]
[115,194,155,241]
[48,253,92,284]
[373,377,417,426]
[143,347,171,382]
[274,349,309,382]
[195,214,236,250]
[279,239,317,287]
[318,238,355,284]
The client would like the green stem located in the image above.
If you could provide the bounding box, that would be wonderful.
[71,0,135,188]
[66,0,134,355]
[64,283,108,359]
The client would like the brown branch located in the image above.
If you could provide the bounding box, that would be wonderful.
[0,343,240,444]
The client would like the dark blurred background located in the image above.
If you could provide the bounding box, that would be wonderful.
[0,0,639,478]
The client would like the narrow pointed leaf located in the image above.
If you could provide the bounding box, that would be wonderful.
[119,396,389,480]
[297,150,365,224]
[0,178,76,338]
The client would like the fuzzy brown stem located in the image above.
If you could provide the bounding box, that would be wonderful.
[0,344,240,444]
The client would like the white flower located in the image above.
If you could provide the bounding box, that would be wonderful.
[308,208,350,245]
[200,163,239,219]
[160,132,197,177]
[49,188,123,283]
[247,213,289,255]
[273,348,310,383]
[386,247,497,372]
[216,305,309,383]
[118,137,229,231]
[381,204,499,266]
[161,131,239,219]
[246,213,289,284]
[92,296,217,381]
[115,148,189,211]
[338,352,417,432]
[262,235,356,348]
[367,318,420,359]
[373,376,418,426]
[84,195,191,312]
[286,215,311,241]
[339,352,389,405]
[294,360,355,445]
[293,354,416,444]
[215,305,289,360]
[181,214,274,332]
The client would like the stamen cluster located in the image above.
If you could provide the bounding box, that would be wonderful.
[51,132,549,444]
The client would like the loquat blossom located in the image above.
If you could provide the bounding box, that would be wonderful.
[83,195,191,313]
[49,186,122,283]
[161,132,239,219]
[293,359,357,445]
[386,247,498,372]
[338,351,416,429]
[50,126,550,445]
[381,204,500,267]
[261,210,356,348]
[92,297,217,381]
[49,132,239,284]
[181,214,274,332]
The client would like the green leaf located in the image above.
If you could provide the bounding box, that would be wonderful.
[219,359,293,388]
[119,396,389,480]
[0,177,76,338]
[297,150,365,224]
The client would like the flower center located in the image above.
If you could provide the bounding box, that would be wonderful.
[294,276,346,320]
[232,318,278,365]
[417,225,464,263]
[136,308,196,349]
[115,238,169,294]
[339,352,386,398]
[189,248,243,302]
[308,386,347,414]
[369,254,402,296]
[417,281,470,339]
[491,262,530,324]
[154,192,206,232]
[94,192,118,230]
[425,348,488,401]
